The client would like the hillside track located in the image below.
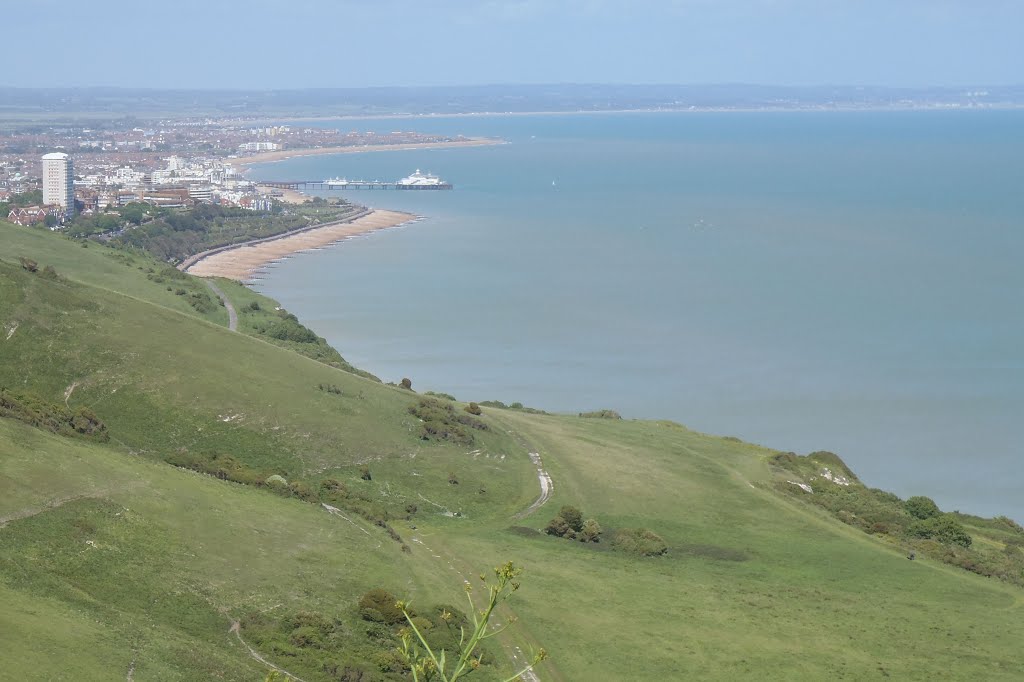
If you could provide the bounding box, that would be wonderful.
[204,280,237,331]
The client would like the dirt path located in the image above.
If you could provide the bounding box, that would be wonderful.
[204,281,237,331]
[499,422,555,521]
[230,620,308,682]
[514,451,554,521]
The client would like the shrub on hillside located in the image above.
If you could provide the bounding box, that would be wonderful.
[905,495,941,520]
[408,397,488,445]
[578,518,604,543]
[399,377,413,390]
[611,528,668,556]
[544,515,571,538]
[578,409,622,419]
[544,506,600,542]
[465,402,482,415]
[907,514,972,548]
[358,589,405,625]
[0,389,109,442]
[559,506,584,532]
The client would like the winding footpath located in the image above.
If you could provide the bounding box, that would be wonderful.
[230,621,308,682]
[204,281,237,331]
[515,451,554,521]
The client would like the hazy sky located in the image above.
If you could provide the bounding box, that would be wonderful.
[11,0,1023,88]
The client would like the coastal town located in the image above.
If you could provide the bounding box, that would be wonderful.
[0,118,485,227]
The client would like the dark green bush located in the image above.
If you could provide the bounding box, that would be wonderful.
[559,506,584,532]
[907,514,972,548]
[358,589,405,625]
[905,495,941,520]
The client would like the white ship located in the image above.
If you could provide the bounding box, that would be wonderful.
[397,169,448,188]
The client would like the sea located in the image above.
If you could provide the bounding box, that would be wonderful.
[247,110,1024,520]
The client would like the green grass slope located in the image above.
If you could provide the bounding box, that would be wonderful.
[3,222,1024,680]
[452,412,1024,680]
[0,418,472,680]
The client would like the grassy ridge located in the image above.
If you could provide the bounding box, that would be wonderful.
[3,220,1024,680]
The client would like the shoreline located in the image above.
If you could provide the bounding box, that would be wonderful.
[184,209,417,282]
[230,137,502,170]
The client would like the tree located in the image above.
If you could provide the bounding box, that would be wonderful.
[398,562,546,682]
[905,496,940,520]
[400,378,413,390]
[43,213,58,228]
[578,518,603,543]
[544,515,570,537]
[559,505,584,533]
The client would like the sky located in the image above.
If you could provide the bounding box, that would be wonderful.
[9,0,1024,89]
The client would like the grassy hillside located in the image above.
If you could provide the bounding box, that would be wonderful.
[3,220,1024,680]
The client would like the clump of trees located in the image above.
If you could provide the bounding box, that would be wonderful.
[545,505,603,543]
[544,505,671,557]
[408,397,488,446]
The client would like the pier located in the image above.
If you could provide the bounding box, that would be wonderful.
[259,180,452,191]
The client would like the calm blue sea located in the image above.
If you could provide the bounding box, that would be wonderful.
[248,111,1024,519]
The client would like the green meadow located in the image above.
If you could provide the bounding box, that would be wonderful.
[2,222,1023,680]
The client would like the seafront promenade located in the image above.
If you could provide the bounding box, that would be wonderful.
[183,209,416,282]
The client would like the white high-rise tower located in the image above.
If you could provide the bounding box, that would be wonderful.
[42,152,75,215]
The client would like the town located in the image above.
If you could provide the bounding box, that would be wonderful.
[0,119,468,227]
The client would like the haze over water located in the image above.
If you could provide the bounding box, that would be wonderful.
[251,111,1024,519]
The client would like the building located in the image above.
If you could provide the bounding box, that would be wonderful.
[237,142,281,152]
[41,152,75,215]
[8,206,49,226]
[188,184,213,203]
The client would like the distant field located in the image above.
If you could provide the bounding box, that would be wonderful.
[3,220,1024,680]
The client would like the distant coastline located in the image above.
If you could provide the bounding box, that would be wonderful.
[239,103,1024,127]
[230,137,502,170]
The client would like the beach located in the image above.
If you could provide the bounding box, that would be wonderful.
[229,137,501,169]
[185,209,416,281]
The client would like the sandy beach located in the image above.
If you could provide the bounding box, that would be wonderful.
[230,137,501,169]
[185,209,416,282]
